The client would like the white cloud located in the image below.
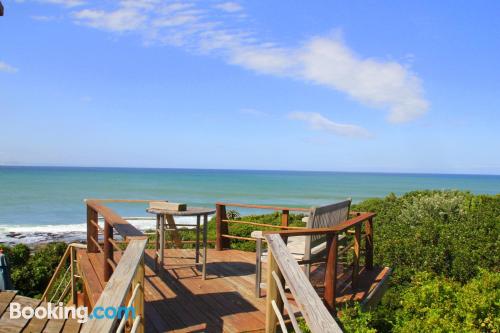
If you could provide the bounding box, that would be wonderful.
[225,36,427,123]
[153,14,198,27]
[289,112,372,138]
[0,61,18,73]
[40,1,428,123]
[73,8,146,32]
[214,2,243,13]
[297,36,428,123]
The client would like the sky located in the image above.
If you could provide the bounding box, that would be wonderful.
[0,0,499,174]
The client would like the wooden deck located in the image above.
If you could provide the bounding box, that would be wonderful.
[0,291,81,333]
[78,248,390,333]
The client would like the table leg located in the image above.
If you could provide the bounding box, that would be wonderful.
[155,214,160,272]
[195,215,200,264]
[160,214,165,271]
[202,214,208,279]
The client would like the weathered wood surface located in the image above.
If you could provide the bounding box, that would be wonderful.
[265,251,284,333]
[266,233,343,333]
[76,246,389,332]
[81,239,147,333]
[148,202,187,211]
[85,200,144,239]
[216,202,309,212]
[0,292,17,317]
[0,293,81,333]
[146,207,215,217]
[264,212,376,237]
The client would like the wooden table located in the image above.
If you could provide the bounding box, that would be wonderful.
[146,207,215,279]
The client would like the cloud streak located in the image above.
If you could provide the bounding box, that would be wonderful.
[0,61,18,73]
[289,112,372,138]
[31,0,429,123]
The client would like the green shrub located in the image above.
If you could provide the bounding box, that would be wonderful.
[173,211,306,252]
[353,191,500,284]
[3,242,67,298]
[392,270,499,333]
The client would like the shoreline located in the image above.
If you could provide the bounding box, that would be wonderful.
[0,215,210,247]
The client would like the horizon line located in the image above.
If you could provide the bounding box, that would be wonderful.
[1,164,499,177]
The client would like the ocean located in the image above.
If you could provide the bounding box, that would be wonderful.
[0,166,498,244]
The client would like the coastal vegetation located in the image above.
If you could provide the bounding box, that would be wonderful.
[150,190,500,332]
[0,242,66,298]
[1,190,498,332]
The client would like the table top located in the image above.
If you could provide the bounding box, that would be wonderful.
[146,206,216,216]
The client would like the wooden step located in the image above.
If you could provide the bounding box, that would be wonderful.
[76,250,103,308]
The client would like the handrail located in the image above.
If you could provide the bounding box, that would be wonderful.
[81,200,147,332]
[216,202,310,212]
[264,211,375,310]
[85,199,148,281]
[86,198,167,203]
[215,202,310,250]
[81,238,147,333]
[42,243,87,304]
[85,199,145,239]
[263,212,375,236]
[265,233,343,333]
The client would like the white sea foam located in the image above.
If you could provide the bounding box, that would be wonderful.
[0,215,212,245]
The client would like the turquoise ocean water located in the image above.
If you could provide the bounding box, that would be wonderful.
[0,166,498,243]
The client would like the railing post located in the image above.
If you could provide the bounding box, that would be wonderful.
[132,255,145,333]
[70,245,77,305]
[265,249,283,333]
[103,220,113,282]
[324,232,338,312]
[87,205,99,253]
[281,209,289,228]
[365,217,374,270]
[352,224,361,288]
[216,204,229,250]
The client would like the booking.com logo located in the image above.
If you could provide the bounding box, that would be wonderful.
[9,302,136,323]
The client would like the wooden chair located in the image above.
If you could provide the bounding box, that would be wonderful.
[251,199,351,297]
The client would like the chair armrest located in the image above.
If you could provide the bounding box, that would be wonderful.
[251,230,264,239]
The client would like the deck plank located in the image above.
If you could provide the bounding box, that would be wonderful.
[0,295,41,333]
[21,301,50,333]
[76,251,103,307]
[73,248,389,332]
[41,318,66,333]
[60,319,81,333]
[0,292,17,318]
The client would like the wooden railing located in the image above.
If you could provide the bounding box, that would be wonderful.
[81,238,147,333]
[81,199,149,333]
[215,202,310,250]
[215,202,375,313]
[265,233,343,333]
[42,243,87,305]
[265,212,375,312]
[85,199,147,282]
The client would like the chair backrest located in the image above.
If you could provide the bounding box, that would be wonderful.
[303,199,351,259]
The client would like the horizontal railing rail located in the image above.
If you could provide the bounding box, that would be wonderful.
[81,199,149,333]
[42,243,87,306]
[81,238,147,333]
[265,233,343,333]
[215,201,367,249]
[264,212,375,311]
[215,202,311,250]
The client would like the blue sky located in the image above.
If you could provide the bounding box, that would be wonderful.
[1,0,499,174]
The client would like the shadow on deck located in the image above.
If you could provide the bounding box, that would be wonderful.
[77,248,390,333]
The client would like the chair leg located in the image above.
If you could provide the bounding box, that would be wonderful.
[304,263,311,279]
[255,238,262,298]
